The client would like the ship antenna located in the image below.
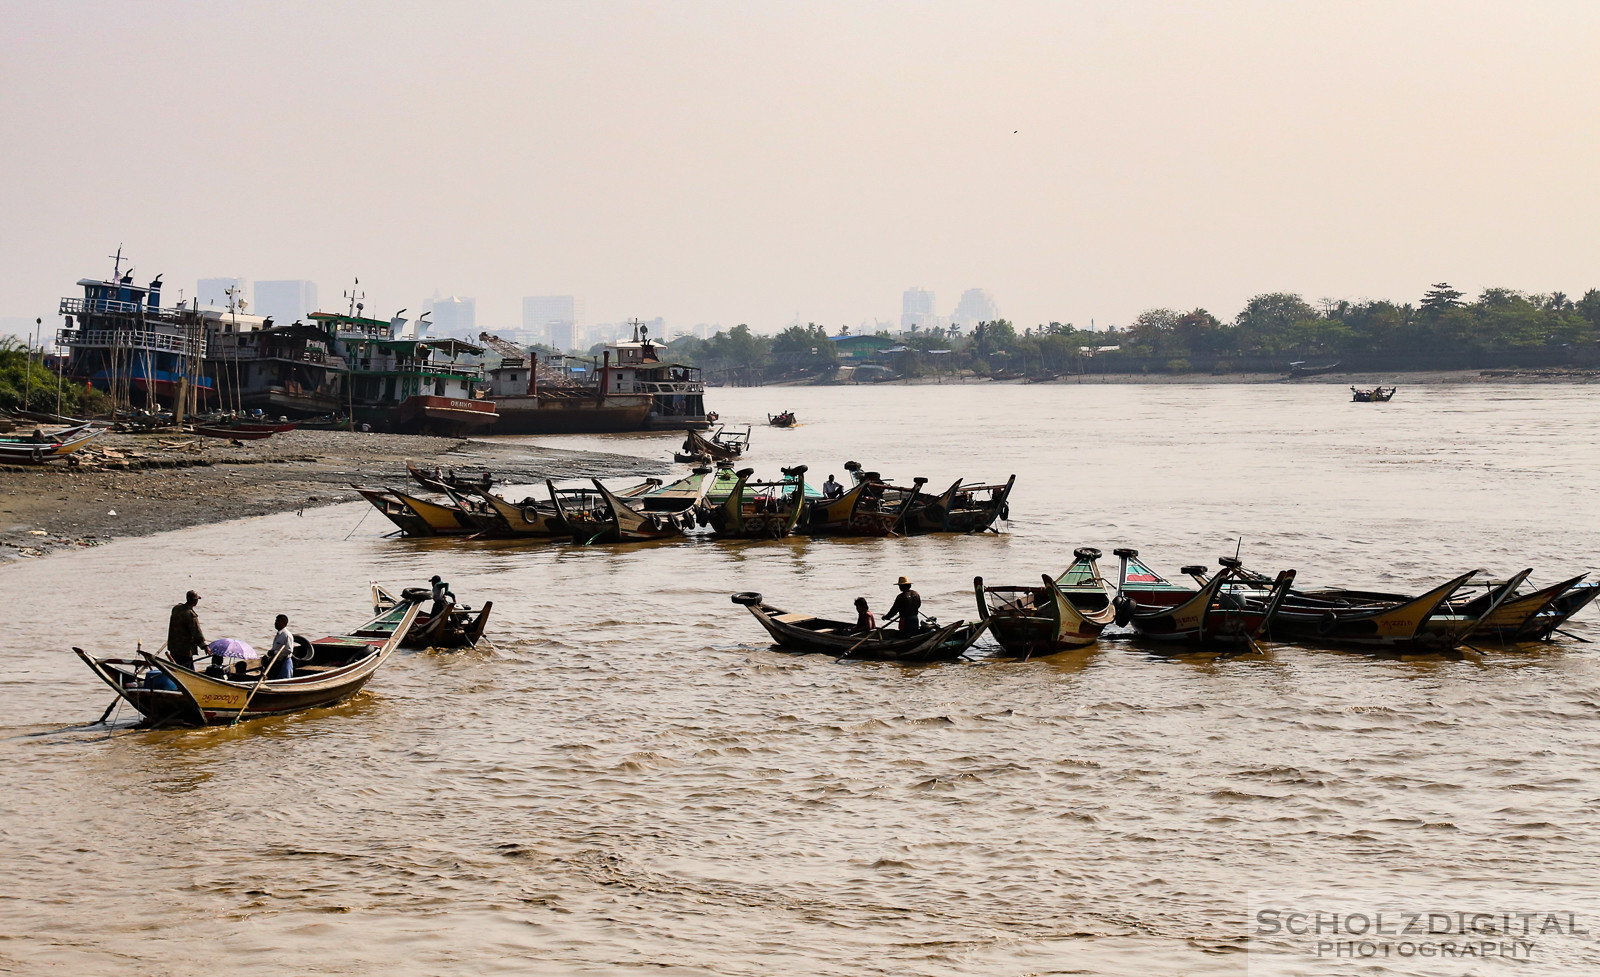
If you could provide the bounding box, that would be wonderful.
[108,244,124,281]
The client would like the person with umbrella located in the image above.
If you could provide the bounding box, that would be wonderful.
[167,590,208,669]
[205,636,258,678]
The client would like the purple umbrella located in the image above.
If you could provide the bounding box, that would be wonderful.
[207,638,259,660]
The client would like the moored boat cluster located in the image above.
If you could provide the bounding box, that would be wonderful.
[736,547,1599,663]
[356,456,1016,545]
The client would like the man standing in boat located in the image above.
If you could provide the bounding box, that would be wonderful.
[264,614,295,680]
[167,591,208,669]
[883,577,922,633]
[429,575,455,619]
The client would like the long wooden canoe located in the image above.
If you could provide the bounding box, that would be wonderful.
[733,592,988,662]
[77,599,420,726]
[976,547,1118,656]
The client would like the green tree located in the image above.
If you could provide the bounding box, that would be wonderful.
[1234,293,1318,353]
[1419,283,1464,318]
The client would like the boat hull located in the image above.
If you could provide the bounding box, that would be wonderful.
[385,396,499,437]
[487,394,652,434]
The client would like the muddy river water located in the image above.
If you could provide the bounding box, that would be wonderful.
[3,381,1598,975]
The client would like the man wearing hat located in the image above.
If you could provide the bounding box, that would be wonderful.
[883,576,922,633]
[167,590,208,669]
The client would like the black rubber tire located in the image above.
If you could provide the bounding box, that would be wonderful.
[292,635,316,662]
[731,592,763,606]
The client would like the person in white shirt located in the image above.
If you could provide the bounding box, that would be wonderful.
[822,474,843,499]
[265,614,295,680]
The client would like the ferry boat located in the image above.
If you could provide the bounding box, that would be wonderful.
[309,304,497,437]
[55,250,215,408]
[208,320,348,417]
[602,321,711,430]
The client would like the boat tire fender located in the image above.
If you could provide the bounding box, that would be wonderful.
[292,635,316,662]
[1113,595,1135,628]
[731,592,763,606]
[1317,611,1339,637]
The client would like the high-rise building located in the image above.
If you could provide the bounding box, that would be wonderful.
[198,277,247,310]
[253,280,318,322]
[522,295,585,348]
[901,287,935,331]
[427,296,476,337]
[950,288,999,327]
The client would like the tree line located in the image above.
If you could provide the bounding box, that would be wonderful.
[631,284,1600,380]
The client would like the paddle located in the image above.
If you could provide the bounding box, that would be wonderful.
[230,645,283,727]
[840,627,886,660]
[1555,628,1592,644]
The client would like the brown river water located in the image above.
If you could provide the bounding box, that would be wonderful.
[3,381,1598,976]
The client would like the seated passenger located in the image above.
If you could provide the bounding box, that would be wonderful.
[853,597,875,634]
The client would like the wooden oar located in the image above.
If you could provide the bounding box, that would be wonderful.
[1555,628,1592,644]
[229,651,279,727]
[839,627,886,660]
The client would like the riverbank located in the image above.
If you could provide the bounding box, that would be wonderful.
[771,366,1600,386]
[0,429,665,563]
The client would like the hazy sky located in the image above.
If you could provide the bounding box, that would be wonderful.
[3,1,1598,338]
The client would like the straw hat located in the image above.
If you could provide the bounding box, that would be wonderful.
[897,576,911,586]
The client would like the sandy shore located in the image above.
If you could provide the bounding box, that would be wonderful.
[0,429,666,564]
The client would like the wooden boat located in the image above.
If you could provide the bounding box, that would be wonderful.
[1351,386,1396,402]
[388,487,478,535]
[0,422,104,464]
[1232,563,1499,652]
[1111,550,1297,647]
[767,411,796,427]
[372,584,492,648]
[352,486,439,537]
[192,424,276,440]
[551,478,688,544]
[682,425,750,461]
[902,475,1015,535]
[435,485,514,536]
[706,466,809,539]
[407,463,493,494]
[1526,580,1600,640]
[803,468,928,536]
[462,487,567,538]
[975,547,1117,656]
[731,592,989,662]
[75,599,420,727]
[1287,360,1341,378]
[638,468,717,514]
[448,477,659,540]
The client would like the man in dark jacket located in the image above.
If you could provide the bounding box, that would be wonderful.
[167,591,207,669]
[883,576,922,633]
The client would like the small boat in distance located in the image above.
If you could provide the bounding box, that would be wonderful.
[1288,360,1341,378]
[768,410,796,427]
[1351,386,1395,402]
